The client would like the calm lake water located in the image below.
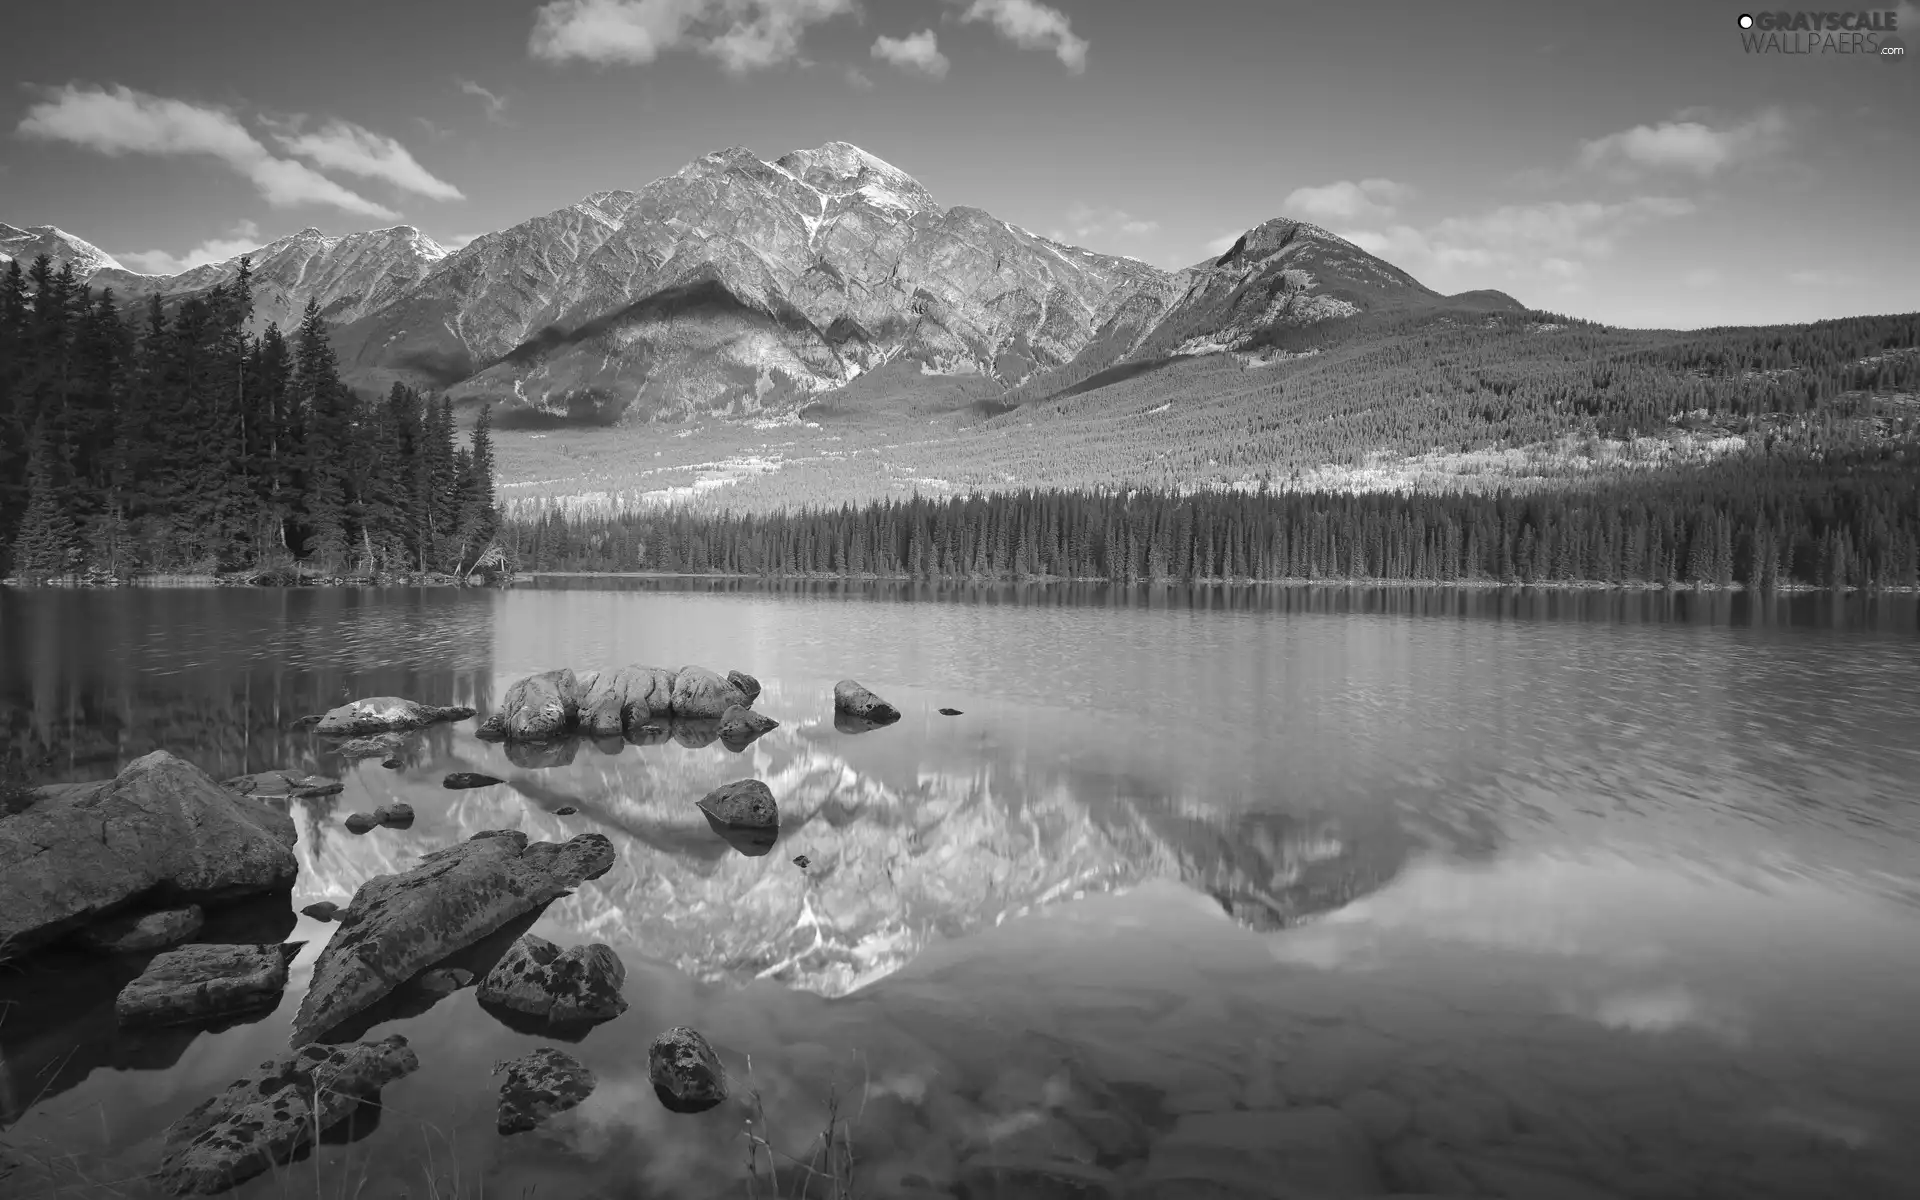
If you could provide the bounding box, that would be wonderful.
[2,581,1918,1200]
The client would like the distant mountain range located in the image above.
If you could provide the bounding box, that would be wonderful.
[3,142,1522,425]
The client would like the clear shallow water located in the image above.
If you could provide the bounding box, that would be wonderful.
[1,582,1918,1199]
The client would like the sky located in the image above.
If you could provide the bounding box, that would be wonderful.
[2,0,1917,329]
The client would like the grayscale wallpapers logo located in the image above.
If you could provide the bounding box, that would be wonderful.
[1737,10,1905,56]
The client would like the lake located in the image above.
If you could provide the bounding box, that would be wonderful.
[2,581,1918,1200]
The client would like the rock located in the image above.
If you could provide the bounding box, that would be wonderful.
[793,855,811,869]
[1141,1107,1382,1197]
[443,772,505,790]
[80,905,205,954]
[154,1035,419,1194]
[669,665,751,719]
[477,935,628,1023]
[344,812,377,834]
[302,901,343,922]
[380,758,403,770]
[727,670,763,705]
[289,830,615,1044]
[313,696,475,737]
[938,707,963,716]
[475,669,587,741]
[504,738,580,769]
[554,805,578,816]
[115,942,303,1028]
[344,804,413,835]
[335,735,404,761]
[833,679,900,723]
[221,770,342,802]
[494,1047,597,1135]
[649,1026,730,1113]
[717,704,779,744]
[416,967,476,996]
[0,750,299,956]
[577,665,677,736]
[696,779,778,830]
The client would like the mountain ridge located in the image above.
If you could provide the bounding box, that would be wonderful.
[5,141,1525,424]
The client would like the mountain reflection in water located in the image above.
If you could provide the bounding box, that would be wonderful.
[1,581,1917,1199]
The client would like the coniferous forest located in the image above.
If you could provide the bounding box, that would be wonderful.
[2,250,1916,591]
[0,254,500,581]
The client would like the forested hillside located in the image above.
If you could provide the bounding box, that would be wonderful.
[0,254,501,580]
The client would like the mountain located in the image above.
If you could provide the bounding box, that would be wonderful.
[0,223,123,278]
[8,142,1519,426]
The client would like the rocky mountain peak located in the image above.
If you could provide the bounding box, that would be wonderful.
[773,141,938,214]
[0,223,125,276]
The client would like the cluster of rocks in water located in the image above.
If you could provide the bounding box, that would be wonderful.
[0,671,931,1194]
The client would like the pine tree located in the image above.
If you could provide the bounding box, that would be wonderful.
[13,423,79,579]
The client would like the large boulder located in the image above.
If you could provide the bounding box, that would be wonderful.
[115,942,304,1028]
[476,934,628,1024]
[154,1035,419,1195]
[577,665,678,736]
[289,830,616,1045]
[495,1047,596,1135]
[312,697,474,737]
[833,679,900,723]
[649,1026,729,1113]
[669,665,752,719]
[727,671,763,705]
[0,751,299,956]
[475,670,590,741]
[696,780,778,830]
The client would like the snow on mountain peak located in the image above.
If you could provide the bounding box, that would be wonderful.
[0,223,125,275]
[773,141,938,214]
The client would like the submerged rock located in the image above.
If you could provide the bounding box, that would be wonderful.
[649,1026,728,1113]
[727,670,763,705]
[834,679,900,723]
[0,750,298,956]
[80,905,205,954]
[221,770,342,802]
[938,707,964,716]
[717,704,779,745]
[289,830,615,1045]
[334,735,405,762]
[696,779,778,830]
[670,665,752,719]
[477,934,628,1024]
[475,669,588,741]
[494,1047,597,1135]
[301,901,343,923]
[443,771,505,790]
[115,942,303,1028]
[554,805,578,816]
[154,1034,419,1194]
[313,697,475,737]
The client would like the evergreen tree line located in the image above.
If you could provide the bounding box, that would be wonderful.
[0,254,501,580]
[503,450,1920,591]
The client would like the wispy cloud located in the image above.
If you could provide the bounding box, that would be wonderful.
[954,0,1089,73]
[1577,107,1790,178]
[116,219,267,276]
[1066,202,1157,241]
[873,30,950,78]
[1336,196,1697,287]
[1281,178,1415,224]
[16,83,400,219]
[266,117,465,201]
[458,78,510,123]
[528,0,857,72]
[844,66,875,90]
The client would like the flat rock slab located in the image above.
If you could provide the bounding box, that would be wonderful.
[155,1035,419,1195]
[495,1047,596,1135]
[116,942,303,1028]
[477,934,628,1024]
[81,904,205,954]
[833,679,900,722]
[289,830,615,1045]
[0,750,298,955]
[221,770,342,802]
[313,697,474,737]
[649,1025,728,1113]
[443,772,505,790]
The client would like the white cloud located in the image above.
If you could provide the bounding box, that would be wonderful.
[1577,107,1789,178]
[873,30,950,78]
[1281,178,1415,224]
[528,0,856,72]
[955,0,1089,73]
[16,84,398,219]
[458,79,509,122]
[844,66,875,89]
[1335,196,1697,286]
[117,220,266,276]
[267,118,464,202]
[1065,202,1157,242]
